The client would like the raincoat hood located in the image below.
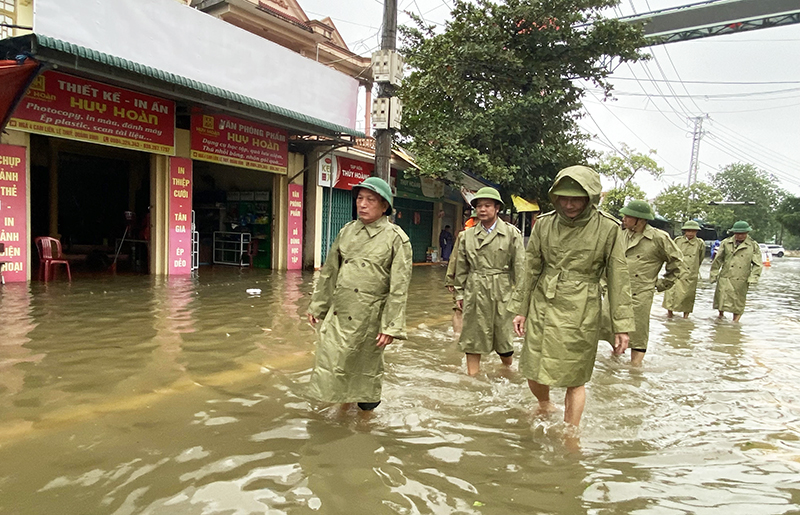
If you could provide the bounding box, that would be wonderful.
[548,166,602,224]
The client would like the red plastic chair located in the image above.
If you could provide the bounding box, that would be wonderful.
[35,236,72,282]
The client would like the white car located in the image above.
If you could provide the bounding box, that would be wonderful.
[766,244,785,258]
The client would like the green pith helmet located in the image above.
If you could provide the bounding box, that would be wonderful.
[550,176,588,197]
[729,220,752,233]
[681,220,701,230]
[353,176,393,215]
[470,209,477,218]
[619,199,654,221]
[470,187,504,209]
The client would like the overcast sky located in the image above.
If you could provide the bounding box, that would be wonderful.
[299,0,800,198]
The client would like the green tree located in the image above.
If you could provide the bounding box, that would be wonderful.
[653,181,729,225]
[711,163,787,242]
[399,0,648,200]
[776,196,800,239]
[595,145,663,218]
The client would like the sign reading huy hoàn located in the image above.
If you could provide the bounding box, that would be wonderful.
[190,110,288,174]
[9,71,175,155]
[0,145,28,282]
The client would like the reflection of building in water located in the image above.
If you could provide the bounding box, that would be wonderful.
[0,285,42,407]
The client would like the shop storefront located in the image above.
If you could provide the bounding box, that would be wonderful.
[190,110,289,269]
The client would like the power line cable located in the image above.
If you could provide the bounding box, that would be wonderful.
[707,120,800,170]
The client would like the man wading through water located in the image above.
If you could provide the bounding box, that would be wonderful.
[453,187,525,376]
[663,220,705,319]
[510,166,633,428]
[618,200,684,366]
[306,177,413,413]
[710,220,762,322]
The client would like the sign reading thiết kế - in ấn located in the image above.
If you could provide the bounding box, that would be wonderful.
[0,145,28,282]
[190,110,288,174]
[168,157,193,275]
[8,71,175,155]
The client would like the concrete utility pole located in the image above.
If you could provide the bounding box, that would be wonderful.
[686,115,706,214]
[373,0,398,182]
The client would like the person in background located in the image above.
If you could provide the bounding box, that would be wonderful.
[454,188,525,376]
[439,225,454,261]
[663,220,705,318]
[711,239,721,261]
[709,220,762,322]
[618,199,685,366]
[510,166,633,428]
[306,177,413,413]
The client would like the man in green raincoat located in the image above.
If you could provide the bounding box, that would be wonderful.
[663,220,705,318]
[710,220,762,322]
[619,200,685,366]
[510,166,633,428]
[306,177,413,411]
[453,187,525,376]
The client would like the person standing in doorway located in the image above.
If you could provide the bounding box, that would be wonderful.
[453,187,525,376]
[619,200,685,366]
[439,225,454,261]
[510,166,633,428]
[306,177,413,413]
[663,220,705,318]
[709,220,762,322]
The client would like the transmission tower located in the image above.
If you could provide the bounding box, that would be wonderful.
[686,115,707,214]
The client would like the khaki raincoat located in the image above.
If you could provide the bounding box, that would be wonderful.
[307,216,413,403]
[710,235,761,314]
[662,236,705,313]
[509,166,634,387]
[444,231,465,310]
[453,220,525,355]
[624,225,685,350]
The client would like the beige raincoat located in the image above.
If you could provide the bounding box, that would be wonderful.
[307,216,413,403]
[453,220,525,355]
[444,231,465,310]
[710,235,762,314]
[624,225,685,350]
[662,236,705,313]
[509,166,634,387]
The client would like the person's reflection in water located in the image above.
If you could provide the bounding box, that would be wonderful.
[299,420,395,513]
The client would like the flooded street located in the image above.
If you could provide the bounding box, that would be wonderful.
[1,259,800,514]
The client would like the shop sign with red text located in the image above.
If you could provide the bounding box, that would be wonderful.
[0,145,28,282]
[190,110,288,174]
[333,156,374,190]
[169,157,193,275]
[9,71,175,155]
[287,183,303,270]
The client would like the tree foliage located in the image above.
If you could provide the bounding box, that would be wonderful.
[777,196,800,239]
[399,0,648,200]
[711,163,787,242]
[595,144,662,218]
[653,182,728,225]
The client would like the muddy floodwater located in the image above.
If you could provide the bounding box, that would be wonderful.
[1,258,800,514]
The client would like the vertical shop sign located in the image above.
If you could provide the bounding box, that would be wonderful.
[287,183,303,270]
[0,145,28,283]
[169,157,193,275]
